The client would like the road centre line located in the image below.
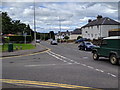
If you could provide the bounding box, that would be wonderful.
[47,52,63,61]
[47,51,117,78]
[48,51,77,63]
[107,73,117,78]
[0,79,102,89]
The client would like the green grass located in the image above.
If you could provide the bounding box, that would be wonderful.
[1,43,36,52]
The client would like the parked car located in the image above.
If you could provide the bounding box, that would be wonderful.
[75,38,88,43]
[50,40,58,45]
[36,39,41,43]
[92,36,120,65]
[78,41,95,51]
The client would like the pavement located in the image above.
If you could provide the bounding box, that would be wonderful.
[2,43,48,57]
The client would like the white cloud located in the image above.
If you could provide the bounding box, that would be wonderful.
[1,2,119,33]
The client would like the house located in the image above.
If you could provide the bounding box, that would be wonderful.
[70,28,82,40]
[55,29,82,40]
[81,15,120,40]
[55,30,70,40]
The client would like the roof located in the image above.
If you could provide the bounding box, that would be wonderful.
[82,17,120,28]
[71,28,81,34]
[104,36,120,39]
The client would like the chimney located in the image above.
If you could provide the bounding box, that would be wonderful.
[88,19,92,23]
[97,15,103,19]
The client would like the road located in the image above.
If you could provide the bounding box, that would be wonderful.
[2,41,119,90]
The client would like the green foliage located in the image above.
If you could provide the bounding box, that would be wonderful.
[9,36,32,43]
[64,36,69,40]
[2,12,34,39]
[37,33,50,40]
[77,36,82,40]
[2,12,13,34]
[49,31,55,40]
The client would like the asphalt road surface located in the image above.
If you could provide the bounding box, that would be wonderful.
[2,41,120,90]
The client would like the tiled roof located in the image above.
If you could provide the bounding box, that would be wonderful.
[82,17,120,28]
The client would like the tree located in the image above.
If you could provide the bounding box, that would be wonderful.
[49,31,55,40]
[64,36,69,40]
[2,12,13,34]
[77,36,82,40]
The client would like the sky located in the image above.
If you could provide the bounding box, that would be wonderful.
[1,1,119,33]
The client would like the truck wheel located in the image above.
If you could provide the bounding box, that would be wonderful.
[110,54,118,65]
[93,52,99,60]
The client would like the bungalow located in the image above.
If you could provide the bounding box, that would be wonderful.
[81,15,120,40]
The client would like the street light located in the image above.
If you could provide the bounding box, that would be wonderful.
[34,0,36,46]
[58,16,61,43]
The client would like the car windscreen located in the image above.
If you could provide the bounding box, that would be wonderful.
[85,42,92,45]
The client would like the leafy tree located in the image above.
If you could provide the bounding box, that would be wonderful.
[77,36,82,40]
[2,12,13,34]
[64,36,69,40]
[49,31,55,40]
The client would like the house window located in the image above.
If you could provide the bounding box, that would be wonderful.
[85,31,88,33]
[91,34,93,37]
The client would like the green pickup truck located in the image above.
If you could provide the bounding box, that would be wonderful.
[92,36,120,65]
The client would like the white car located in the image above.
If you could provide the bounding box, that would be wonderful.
[36,40,41,43]
[50,40,58,45]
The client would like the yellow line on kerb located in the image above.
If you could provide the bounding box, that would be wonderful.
[0,79,102,89]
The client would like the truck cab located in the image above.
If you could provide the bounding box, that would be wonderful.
[92,36,120,65]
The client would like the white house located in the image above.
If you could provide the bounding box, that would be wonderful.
[55,29,82,40]
[81,15,120,40]
[70,28,82,40]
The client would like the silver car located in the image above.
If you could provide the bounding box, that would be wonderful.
[50,40,58,45]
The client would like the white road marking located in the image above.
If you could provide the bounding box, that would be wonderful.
[47,51,117,78]
[47,52,63,61]
[81,64,87,66]
[107,73,117,78]
[87,66,94,69]
[49,51,75,62]
[95,69,104,73]
[25,64,56,67]
[82,57,89,59]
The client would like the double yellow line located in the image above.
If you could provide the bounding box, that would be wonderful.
[0,79,102,89]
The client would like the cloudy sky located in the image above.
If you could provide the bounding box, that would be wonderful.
[1,1,119,33]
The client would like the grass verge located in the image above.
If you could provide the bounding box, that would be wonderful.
[1,43,35,52]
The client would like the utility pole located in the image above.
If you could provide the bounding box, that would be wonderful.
[59,16,61,43]
[34,0,36,46]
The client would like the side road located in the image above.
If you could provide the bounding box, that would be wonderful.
[2,43,48,57]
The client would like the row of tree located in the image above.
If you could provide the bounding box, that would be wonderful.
[1,12,34,36]
[1,12,55,41]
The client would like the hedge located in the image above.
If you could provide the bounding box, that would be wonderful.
[9,36,33,43]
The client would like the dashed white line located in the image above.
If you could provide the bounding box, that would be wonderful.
[107,73,117,78]
[47,51,117,78]
[81,64,87,66]
[87,66,94,69]
[95,69,104,73]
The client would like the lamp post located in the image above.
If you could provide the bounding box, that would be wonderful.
[34,0,36,46]
[58,16,61,43]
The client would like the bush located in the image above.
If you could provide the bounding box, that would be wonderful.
[9,36,32,43]
[77,36,82,40]
[64,36,69,40]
